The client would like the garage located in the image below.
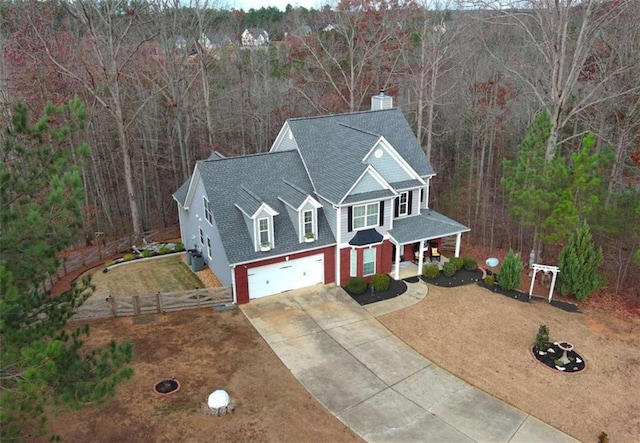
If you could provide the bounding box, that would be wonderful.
[248,253,324,299]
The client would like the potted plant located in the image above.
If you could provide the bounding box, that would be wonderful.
[304,232,315,243]
[260,241,271,252]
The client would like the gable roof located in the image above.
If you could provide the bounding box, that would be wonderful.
[285,108,435,204]
[195,150,334,265]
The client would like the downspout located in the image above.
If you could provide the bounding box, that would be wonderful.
[335,206,341,286]
[394,242,401,280]
[230,265,238,304]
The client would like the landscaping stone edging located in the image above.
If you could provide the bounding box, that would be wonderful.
[106,251,185,270]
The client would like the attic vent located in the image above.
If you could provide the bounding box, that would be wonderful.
[371,91,393,110]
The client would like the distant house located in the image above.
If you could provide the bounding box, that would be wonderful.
[199,32,235,51]
[173,92,469,304]
[241,28,269,46]
[172,35,188,52]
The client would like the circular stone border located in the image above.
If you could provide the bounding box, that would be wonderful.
[530,343,587,374]
[153,378,182,395]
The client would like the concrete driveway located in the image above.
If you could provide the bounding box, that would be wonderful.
[241,283,577,443]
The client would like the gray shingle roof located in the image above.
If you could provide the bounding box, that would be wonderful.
[387,209,470,244]
[391,179,424,190]
[343,189,395,204]
[235,187,264,216]
[278,180,308,209]
[197,151,335,265]
[172,179,190,206]
[287,108,435,204]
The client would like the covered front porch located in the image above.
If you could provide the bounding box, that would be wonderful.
[387,210,470,280]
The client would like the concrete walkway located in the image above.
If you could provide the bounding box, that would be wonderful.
[241,281,578,443]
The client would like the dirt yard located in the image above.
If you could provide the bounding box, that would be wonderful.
[46,309,360,443]
[378,284,640,443]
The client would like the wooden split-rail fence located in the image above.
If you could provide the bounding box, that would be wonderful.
[70,286,233,322]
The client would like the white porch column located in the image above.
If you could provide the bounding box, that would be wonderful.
[394,243,401,280]
[454,232,462,257]
[417,241,425,274]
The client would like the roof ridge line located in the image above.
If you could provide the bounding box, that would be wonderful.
[288,108,396,123]
[281,179,308,195]
[239,186,263,203]
[337,122,380,137]
[201,150,293,163]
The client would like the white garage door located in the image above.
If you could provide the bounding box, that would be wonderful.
[248,253,324,299]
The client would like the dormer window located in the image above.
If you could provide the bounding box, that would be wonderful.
[258,217,270,246]
[353,203,379,230]
[303,210,313,236]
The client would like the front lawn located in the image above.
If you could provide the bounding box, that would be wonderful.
[378,283,640,442]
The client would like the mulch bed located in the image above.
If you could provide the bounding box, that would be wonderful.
[345,278,408,306]
[531,343,586,373]
[421,268,581,314]
[421,269,483,287]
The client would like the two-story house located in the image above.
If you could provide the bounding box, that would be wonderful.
[241,28,269,46]
[173,93,469,304]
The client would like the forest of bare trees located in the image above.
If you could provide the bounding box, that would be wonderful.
[1,0,638,298]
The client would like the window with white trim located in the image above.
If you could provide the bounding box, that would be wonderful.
[203,196,213,224]
[350,249,357,276]
[258,217,270,245]
[303,210,313,236]
[363,248,376,275]
[353,203,379,230]
[398,192,409,216]
[199,227,204,245]
[206,236,212,258]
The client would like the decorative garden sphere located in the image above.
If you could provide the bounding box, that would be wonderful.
[207,390,230,409]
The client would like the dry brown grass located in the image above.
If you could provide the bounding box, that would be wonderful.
[85,255,204,298]
[45,309,359,443]
[378,284,640,443]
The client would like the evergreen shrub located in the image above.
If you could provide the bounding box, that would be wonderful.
[371,273,390,292]
[346,277,367,295]
[498,249,523,291]
[449,257,464,270]
[422,263,440,279]
[442,261,457,277]
[534,324,550,351]
[463,257,478,271]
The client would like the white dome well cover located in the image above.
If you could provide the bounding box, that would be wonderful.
[207,390,230,409]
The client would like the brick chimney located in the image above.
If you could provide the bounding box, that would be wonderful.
[371,90,393,110]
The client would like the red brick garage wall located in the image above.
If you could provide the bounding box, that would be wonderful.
[234,246,336,304]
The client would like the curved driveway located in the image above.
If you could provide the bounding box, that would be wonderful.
[241,282,577,443]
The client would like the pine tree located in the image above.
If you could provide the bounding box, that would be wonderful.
[498,249,524,291]
[0,99,133,439]
[558,221,604,300]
